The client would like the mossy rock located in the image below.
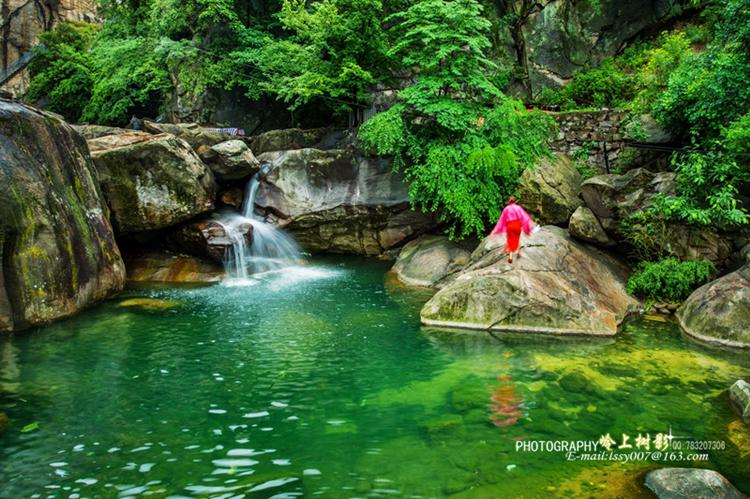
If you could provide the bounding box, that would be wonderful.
[117,298,181,312]
[449,375,489,413]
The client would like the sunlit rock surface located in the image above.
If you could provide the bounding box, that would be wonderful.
[124,252,224,283]
[518,153,582,225]
[420,226,639,336]
[391,235,472,288]
[88,132,217,234]
[677,265,750,349]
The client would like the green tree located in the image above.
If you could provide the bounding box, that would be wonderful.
[255,0,390,114]
[360,0,553,239]
[26,22,100,122]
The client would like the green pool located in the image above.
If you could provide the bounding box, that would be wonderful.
[1,257,749,498]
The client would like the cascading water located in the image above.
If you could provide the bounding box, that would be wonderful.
[219,163,303,283]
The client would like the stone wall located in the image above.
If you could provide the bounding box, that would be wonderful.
[549,110,632,173]
[0,0,97,96]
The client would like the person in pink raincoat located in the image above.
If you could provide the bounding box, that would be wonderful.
[490,196,535,264]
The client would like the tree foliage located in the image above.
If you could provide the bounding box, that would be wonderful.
[359,0,553,239]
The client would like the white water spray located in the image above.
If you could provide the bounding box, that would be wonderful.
[219,164,302,282]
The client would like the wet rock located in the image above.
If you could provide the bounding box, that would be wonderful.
[124,252,224,283]
[118,298,181,312]
[165,218,251,263]
[205,140,260,181]
[391,235,471,288]
[644,467,745,499]
[218,187,244,209]
[420,226,640,336]
[677,265,750,349]
[569,206,612,245]
[141,121,230,160]
[0,100,125,332]
[730,380,750,420]
[88,132,217,234]
[256,148,436,255]
[518,154,582,225]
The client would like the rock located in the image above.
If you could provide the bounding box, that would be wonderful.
[518,154,582,225]
[218,187,244,208]
[247,128,332,155]
[0,2,97,96]
[580,168,676,235]
[391,235,471,288]
[118,298,181,312]
[141,121,230,160]
[569,206,612,245]
[580,168,732,264]
[88,132,217,234]
[124,252,224,283]
[523,1,689,95]
[0,100,125,332]
[206,140,259,180]
[677,265,750,349]
[72,124,133,140]
[742,244,750,264]
[644,468,745,499]
[165,218,252,263]
[420,226,640,336]
[730,380,750,420]
[255,148,436,255]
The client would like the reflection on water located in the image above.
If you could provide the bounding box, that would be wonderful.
[0,256,748,497]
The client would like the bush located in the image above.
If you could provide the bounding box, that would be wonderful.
[626,258,716,303]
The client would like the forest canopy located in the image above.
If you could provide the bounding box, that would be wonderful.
[24,0,750,240]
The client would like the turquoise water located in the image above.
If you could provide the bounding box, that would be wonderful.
[1,257,749,498]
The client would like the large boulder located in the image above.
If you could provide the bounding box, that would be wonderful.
[247,128,332,155]
[580,168,676,236]
[644,468,745,499]
[88,132,217,234]
[255,148,436,255]
[204,140,259,181]
[677,265,750,348]
[420,226,640,336]
[141,121,230,160]
[569,206,612,245]
[391,235,472,288]
[518,154,582,225]
[72,124,133,140]
[0,100,125,332]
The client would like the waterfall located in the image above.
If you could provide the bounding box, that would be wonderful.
[219,165,302,283]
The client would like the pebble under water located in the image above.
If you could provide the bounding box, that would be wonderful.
[1,257,749,498]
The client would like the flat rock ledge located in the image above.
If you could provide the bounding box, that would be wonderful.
[644,468,746,499]
[420,226,640,337]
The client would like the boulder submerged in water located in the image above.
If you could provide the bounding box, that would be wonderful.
[420,226,640,337]
[677,265,750,349]
[88,132,217,234]
[0,100,125,332]
[644,468,745,499]
[124,252,224,284]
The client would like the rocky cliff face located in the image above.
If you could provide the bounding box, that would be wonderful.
[0,1,97,96]
[0,100,125,331]
[513,0,692,96]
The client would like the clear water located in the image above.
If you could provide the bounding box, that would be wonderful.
[1,257,749,498]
